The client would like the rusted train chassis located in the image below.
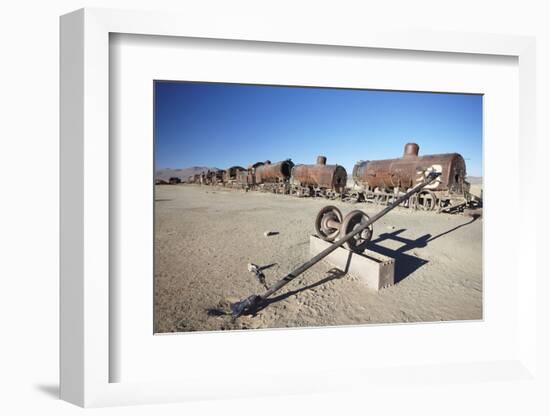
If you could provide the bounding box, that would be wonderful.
[179,144,480,213]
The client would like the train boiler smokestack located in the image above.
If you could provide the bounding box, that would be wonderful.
[317,155,327,165]
[403,143,420,158]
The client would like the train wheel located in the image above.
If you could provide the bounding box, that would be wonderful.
[340,210,373,252]
[417,190,437,211]
[346,191,360,203]
[373,188,382,204]
[315,206,343,242]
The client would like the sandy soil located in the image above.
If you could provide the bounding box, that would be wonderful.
[154,185,482,333]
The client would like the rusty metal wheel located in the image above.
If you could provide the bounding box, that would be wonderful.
[340,210,373,252]
[373,187,384,204]
[346,191,362,203]
[315,206,343,242]
[417,190,437,211]
[408,195,418,210]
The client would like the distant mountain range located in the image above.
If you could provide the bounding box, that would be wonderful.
[466,176,482,185]
[155,166,220,182]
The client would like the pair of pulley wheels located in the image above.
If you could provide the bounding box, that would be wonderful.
[314,205,373,252]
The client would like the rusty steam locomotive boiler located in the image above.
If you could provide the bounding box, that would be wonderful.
[291,156,348,198]
[210,169,225,185]
[223,166,246,187]
[254,159,295,193]
[352,143,470,210]
[236,162,265,189]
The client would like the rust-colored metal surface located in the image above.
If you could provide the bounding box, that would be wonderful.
[224,166,245,182]
[236,170,255,186]
[211,170,224,184]
[352,143,467,193]
[249,161,265,170]
[255,159,294,183]
[235,162,265,186]
[316,155,327,165]
[403,142,420,158]
[292,156,347,192]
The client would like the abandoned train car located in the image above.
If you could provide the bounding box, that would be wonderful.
[253,159,295,193]
[352,143,470,210]
[291,156,348,198]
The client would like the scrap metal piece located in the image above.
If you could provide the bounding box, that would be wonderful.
[230,295,263,318]
[314,205,343,242]
[291,156,347,194]
[340,210,373,252]
[230,169,442,318]
[255,159,294,183]
[352,143,466,195]
[247,263,269,289]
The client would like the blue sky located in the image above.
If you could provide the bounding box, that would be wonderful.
[154,81,483,176]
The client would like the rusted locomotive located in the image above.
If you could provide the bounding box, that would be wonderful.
[210,169,225,185]
[352,143,470,211]
[235,162,263,189]
[290,156,347,198]
[223,166,245,187]
[173,142,475,213]
[253,159,294,193]
[200,170,219,185]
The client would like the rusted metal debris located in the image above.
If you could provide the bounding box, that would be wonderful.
[352,143,472,211]
[223,166,245,183]
[255,159,294,183]
[291,156,347,197]
[229,169,442,318]
[175,143,480,212]
[315,205,373,252]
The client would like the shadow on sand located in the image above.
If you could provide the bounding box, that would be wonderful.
[368,215,479,283]
[208,216,479,316]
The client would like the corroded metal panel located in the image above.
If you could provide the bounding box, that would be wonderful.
[223,166,245,182]
[291,156,347,191]
[353,143,467,193]
[255,159,294,183]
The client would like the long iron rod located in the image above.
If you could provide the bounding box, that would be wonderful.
[231,171,441,317]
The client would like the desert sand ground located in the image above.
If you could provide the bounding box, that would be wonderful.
[154,184,482,333]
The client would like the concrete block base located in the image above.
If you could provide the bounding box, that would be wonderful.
[309,235,395,290]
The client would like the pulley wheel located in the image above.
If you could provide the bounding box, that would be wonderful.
[340,210,373,252]
[315,205,343,242]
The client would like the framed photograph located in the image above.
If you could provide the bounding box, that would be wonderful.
[60,8,538,407]
[152,80,483,333]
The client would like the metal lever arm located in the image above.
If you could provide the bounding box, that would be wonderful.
[231,171,442,318]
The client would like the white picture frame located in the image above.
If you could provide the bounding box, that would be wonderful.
[60,7,538,408]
